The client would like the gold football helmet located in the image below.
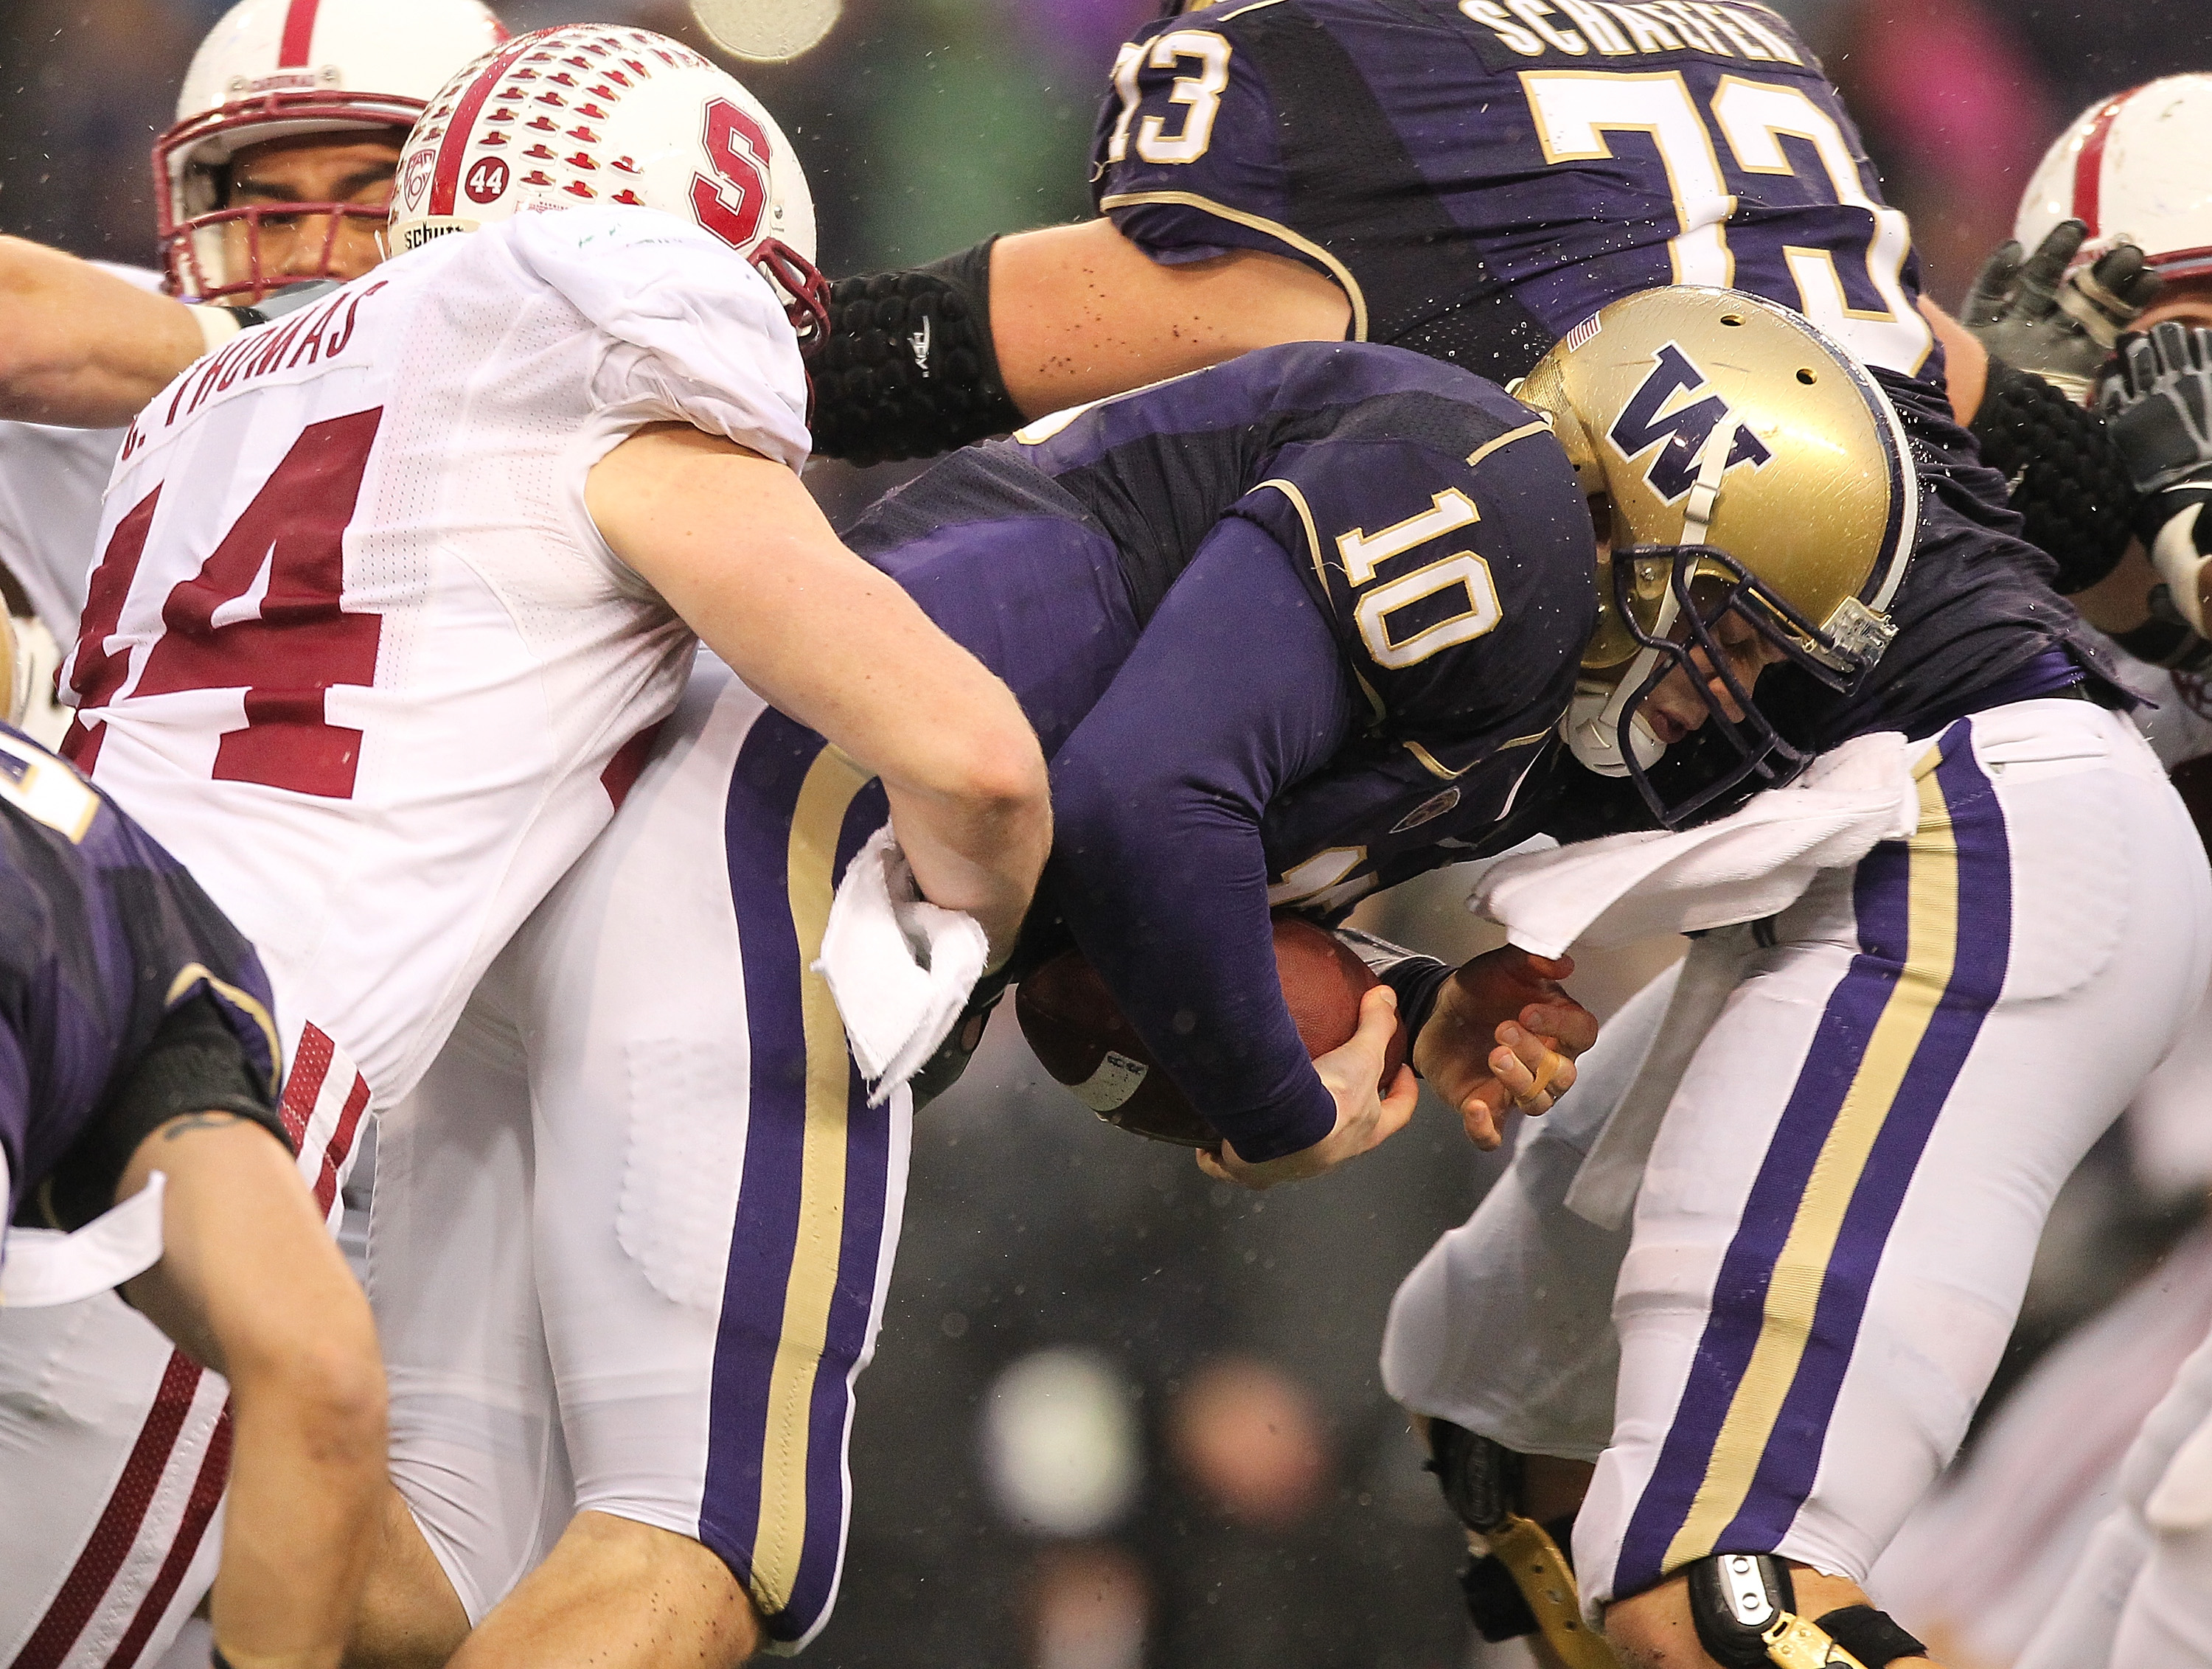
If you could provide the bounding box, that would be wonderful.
[1517,286,1920,826]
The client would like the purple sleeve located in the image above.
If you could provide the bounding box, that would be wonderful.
[1091,22,1320,275]
[0,1025,35,1225]
[1046,515,1358,1162]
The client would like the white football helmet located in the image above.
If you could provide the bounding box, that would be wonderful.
[157,0,508,303]
[2017,75,2212,285]
[386,24,827,342]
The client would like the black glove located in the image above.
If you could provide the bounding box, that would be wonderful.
[2101,321,2212,638]
[2101,321,2212,532]
[1964,220,2161,394]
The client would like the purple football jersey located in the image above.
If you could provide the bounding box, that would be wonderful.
[1094,0,1941,386]
[0,726,276,1228]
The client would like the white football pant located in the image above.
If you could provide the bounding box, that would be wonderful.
[1382,698,2212,1617]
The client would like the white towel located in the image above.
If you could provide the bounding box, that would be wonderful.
[1,1171,167,1309]
[813,826,991,1107]
[1470,730,1922,958]
[1562,930,1760,1230]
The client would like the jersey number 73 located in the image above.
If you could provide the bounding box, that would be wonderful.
[1523,69,1932,376]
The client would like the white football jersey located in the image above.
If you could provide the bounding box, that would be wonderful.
[61,208,809,1104]
[0,264,164,645]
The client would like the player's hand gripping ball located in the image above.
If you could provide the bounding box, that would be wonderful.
[1016,916,1410,1150]
[1413,947,1597,1150]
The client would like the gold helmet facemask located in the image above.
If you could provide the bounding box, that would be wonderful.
[1517,288,1920,827]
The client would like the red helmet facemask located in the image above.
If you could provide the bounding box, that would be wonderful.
[154,91,420,304]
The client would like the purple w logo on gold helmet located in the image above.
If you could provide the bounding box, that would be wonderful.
[1607,344,1773,501]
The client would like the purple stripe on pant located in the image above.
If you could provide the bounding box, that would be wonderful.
[1611,720,2013,1596]
[700,707,895,1645]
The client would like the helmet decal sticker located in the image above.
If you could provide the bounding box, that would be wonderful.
[464,155,509,203]
[402,146,436,210]
[1606,343,1773,501]
[691,96,773,251]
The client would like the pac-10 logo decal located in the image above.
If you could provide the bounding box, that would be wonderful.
[1607,343,1774,502]
[402,147,436,209]
[465,156,511,205]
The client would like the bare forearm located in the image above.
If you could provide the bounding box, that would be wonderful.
[215,1372,386,1669]
[2074,537,2157,634]
[0,237,206,425]
[119,1121,385,1668]
[742,583,1050,956]
[589,430,1052,950]
[684,536,1046,809]
[990,220,1352,419]
[1922,296,1987,427]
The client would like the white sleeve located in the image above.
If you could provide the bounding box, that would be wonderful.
[0,421,123,642]
[509,209,811,473]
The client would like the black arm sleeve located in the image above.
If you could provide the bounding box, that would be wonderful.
[1970,358,2138,593]
[41,992,290,1231]
[809,239,1024,467]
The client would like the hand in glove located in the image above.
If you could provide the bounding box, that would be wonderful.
[1964,219,2161,397]
[2101,320,2212,633]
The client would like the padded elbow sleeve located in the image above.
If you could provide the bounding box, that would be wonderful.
[810,238,1023,467]
[1972,358,2138,593]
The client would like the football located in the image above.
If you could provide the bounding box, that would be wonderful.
[1016,916,1411,1149]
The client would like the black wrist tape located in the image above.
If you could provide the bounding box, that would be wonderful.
[1330,927,1452,1056]
[1815,1605,1929,1668]
[809,238,1023,467]
[2114,613,2212,672]
[1972,358,2138,593]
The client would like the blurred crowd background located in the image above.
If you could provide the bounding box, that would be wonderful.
[7,1,2212,1666]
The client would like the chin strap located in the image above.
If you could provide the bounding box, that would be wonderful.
[1568,419,1741,777]
[1680,419,1736,547]
[1481,1514,1618,1669]
[1425,1422,1618,1669]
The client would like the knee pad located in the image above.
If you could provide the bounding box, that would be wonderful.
[1425,1420,1615,1669]
[1686,1553,1928,1669]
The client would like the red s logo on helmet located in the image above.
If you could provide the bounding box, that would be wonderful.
[690,97,771,251]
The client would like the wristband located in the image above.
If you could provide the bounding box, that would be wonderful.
[191,305,243,356]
